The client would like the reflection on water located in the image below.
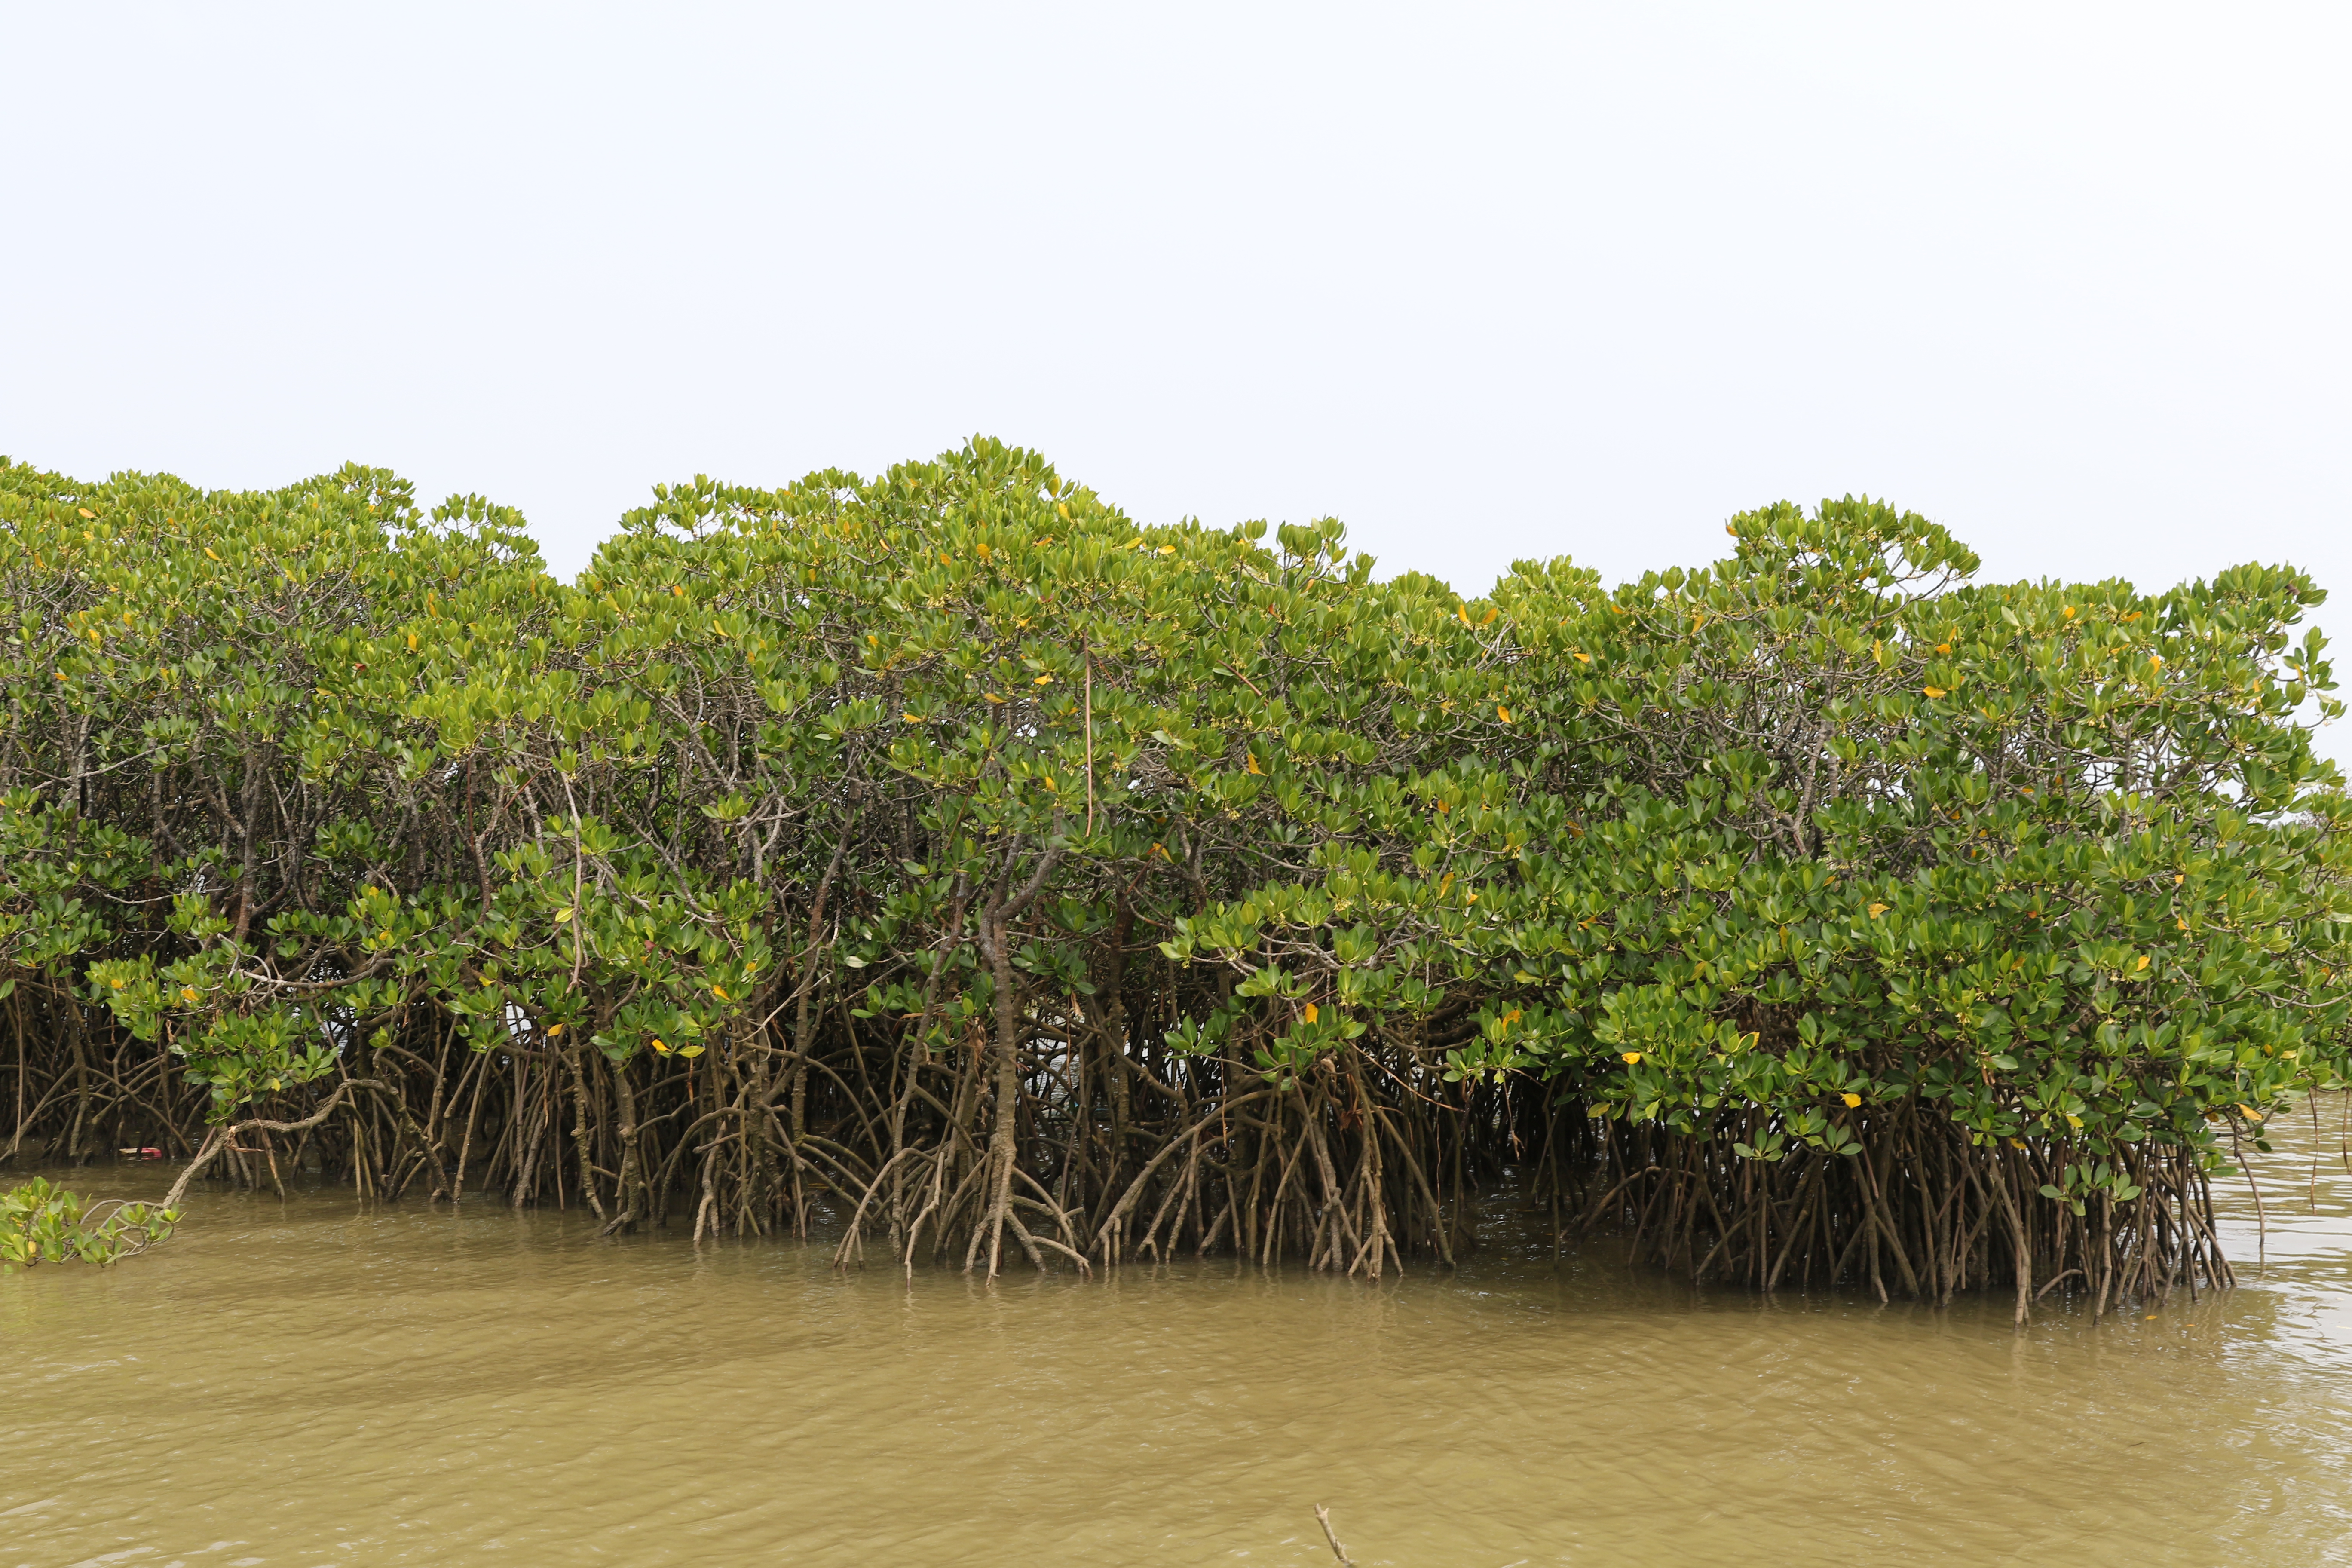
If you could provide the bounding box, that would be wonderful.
[4,1102,2349,1568]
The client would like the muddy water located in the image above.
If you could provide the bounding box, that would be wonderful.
[6,1108,2351,1568]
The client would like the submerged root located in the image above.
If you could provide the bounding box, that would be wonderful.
[1568,1103,2235,1319]
[2,977,2247,1312]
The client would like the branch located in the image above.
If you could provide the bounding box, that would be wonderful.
[1314,1504,1355,1567]
[163,1078,387,1209]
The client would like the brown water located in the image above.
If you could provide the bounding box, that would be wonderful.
[6,1107,2351,1568]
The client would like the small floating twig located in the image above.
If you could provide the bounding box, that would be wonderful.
[1314,1504,1355,1567]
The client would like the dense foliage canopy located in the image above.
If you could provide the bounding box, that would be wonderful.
[4,439,2344,1307]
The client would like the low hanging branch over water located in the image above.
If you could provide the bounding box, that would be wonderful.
[161,1077,386,1210]
[2,440,2346,1312]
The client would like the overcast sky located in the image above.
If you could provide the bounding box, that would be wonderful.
[5,4,2346,744]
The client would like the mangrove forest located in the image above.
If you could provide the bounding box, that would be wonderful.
[3,438,2346,1320]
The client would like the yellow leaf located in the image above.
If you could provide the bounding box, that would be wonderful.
[938,551,952,565]
[2134,954,2149,971]
[554,907,573,922]
[1434,799,1449,814]
[1034,674,1053,685]
[1303,1004,1319,1024]
[2061,605,2075,618]
[1057,502,1072,521]
[181,986,198,1003]
[1868,902,1890,918]
[204,546,220,561]
[1621,1051,1643,1065]
[406,631,418,651]
[1481,606,1498,626]
[2010,1138,2028,1149]
[671,583,686,597]
[983,693,1005,704]
[903,712,921,723]
[1841,1093,1862,1109]
[1497,705,1513,722]
[1245,754,1263,775]
[2066,1113,2083,1128]
[712,985,729,1000]
[270,1078,281,1091]
[2174,873,2184,884]
[651,1038,670,1054]
[1572,651,1591,664]
[1935,643,1951,654]
[110,977,123,989]
[546,1023,563,1036]
[677,1044,704,1058]
[1158,544,1176,556]
[976,542,992,561]
[1923,686,1947,699]
[77,507,95,518]
[2239,1103,2263,1121]
[1725,523,1738,536]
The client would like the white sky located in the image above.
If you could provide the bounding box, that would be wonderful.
[5,3,2346,747]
